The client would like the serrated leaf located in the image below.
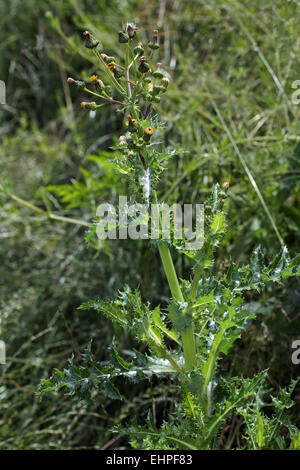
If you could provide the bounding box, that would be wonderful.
[210,211,226,235]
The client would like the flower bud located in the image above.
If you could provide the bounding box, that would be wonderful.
[134,42,144,56]
[138,56,150,73]
[125,114,139,132]
[80,101,98,110]
[101,54,116,63]
[82,31,99,49]
[104,84,112,95]
[153,84,165,95]
[67,77,85,89]
[161,77,169,88]
[90,74,105,91]
[153,70,164,78]
[107,62,123,78]
[148,29,159,50]
[118,31,129,43]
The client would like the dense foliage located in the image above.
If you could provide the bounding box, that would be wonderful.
[0,0,299,450]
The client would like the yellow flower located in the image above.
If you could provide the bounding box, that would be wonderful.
[148,83,154,91]
[107,62,116,70]
[90,74,99,84]
[126,118,138,126]
[80,101,87,108]
[144,126,154,136]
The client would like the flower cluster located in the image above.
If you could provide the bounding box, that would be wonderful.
[67,24,171,201]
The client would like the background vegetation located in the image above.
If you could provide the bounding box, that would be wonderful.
[0,0,299,449]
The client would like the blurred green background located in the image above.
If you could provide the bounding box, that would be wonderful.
[0,0,299,449]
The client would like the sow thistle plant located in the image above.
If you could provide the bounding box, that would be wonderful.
[39,24,300,450]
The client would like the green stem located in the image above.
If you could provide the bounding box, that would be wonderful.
[152,190,196,370]
[157,242,196,371]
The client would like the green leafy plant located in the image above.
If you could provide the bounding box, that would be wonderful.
[38,23,300,450]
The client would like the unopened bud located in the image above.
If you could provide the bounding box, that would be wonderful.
[153,84,165,95]
[161,77,169,88]
[149,29,159,50]
[153,63,164,78]
[138,56,150,73]
[118,31,129,43]
[80,101,98,110]
[68,77,85,89]
[134,43,144,56]
[101,53,116,63]
[82,31,99,49]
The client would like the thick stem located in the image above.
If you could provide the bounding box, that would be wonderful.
[152,190,196,370]
[157,242,196,370]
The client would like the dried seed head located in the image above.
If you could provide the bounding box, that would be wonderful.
[125,22,137,39]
